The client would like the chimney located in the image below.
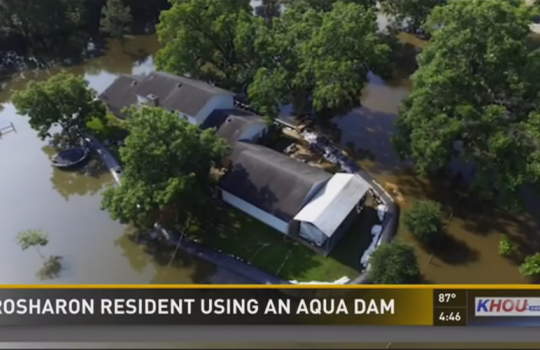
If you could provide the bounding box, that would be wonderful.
[147,94,159,107]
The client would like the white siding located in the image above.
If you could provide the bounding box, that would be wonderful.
[195,95,235,125]
[299,222,326,247]
[178,113,197,125]
[239,123,268,142]
[222,190,289,234]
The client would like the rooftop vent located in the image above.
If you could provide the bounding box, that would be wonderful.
[177,83,182,88]
[147,94,160,107]
[131,81,138,86]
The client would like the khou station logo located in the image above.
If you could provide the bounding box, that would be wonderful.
[475,297,540,316]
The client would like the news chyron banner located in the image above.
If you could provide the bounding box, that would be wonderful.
[0,286,536,326]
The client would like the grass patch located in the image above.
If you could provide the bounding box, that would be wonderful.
[189,200,380,282]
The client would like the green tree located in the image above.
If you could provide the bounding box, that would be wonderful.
[368,240,422,284]
[155,0,256,91]
[379,0,447,33]
[499,234,517,257]
[0,0,84,47]
[16,229,49,259]
[519,253,540,277]
[403,200,443,246]
[101,106,230,231]
[392,0,540,210]
[285,0,376,13]
[100,0,133,39]
[12,72,105,142]
[248,1,391,119]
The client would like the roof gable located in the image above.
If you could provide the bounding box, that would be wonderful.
[220,142,332,222]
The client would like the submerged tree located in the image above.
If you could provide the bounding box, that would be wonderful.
[12,71,106,142]
[100,0,133,40]
[101,106,230,231]
[392,0,540,210]
[403,200,444,247]
[368,240,422,284]
[519,253,540,278]
[16,229,49,259]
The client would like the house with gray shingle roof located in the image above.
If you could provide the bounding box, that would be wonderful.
[99,71,235,124]
[100,71,371,255]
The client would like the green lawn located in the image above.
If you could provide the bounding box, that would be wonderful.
[188,200,381,282]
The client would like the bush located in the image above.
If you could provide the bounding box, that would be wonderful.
[403,200,444,246]
[368,240,422,284]
[499,235,517,257]
[519,253,540,277]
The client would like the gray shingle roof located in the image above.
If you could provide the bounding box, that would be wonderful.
[216,114,266,146]
[219,142,332,222]
[98,75,142,119]
[99,71,235,118]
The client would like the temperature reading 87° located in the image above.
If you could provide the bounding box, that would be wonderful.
[439,293,457,304]
[434,290,466,308]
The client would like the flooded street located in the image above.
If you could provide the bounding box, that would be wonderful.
[0,35,227,284]
[1,20,538,284]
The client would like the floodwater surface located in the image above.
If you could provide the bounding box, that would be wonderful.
[0,35,243,284]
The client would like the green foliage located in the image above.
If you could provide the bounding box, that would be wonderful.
[368,240,422,284]
[100,0,133,39]
[499,234,517,257]
[0,0,86,43]
[16,229,49,251]
[519,253,540,277]
[101,106,230,230]
[155,0,256,91]
[248,1,392,119]
[12,71,106,141]
[156,0,390,119]
[392,0,540,210]
[403,200,443,246]
[379,0,447,32]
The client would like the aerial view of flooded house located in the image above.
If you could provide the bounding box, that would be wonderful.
[99,71,375,256]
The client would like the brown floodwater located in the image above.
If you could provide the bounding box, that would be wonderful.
[0,35,253,284]
[334,32,540,284]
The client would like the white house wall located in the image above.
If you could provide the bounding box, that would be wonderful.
[221,190,289,234]
[195,95,235,125]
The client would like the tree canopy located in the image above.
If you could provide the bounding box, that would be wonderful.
[101,106,230,230]
[12,71,105,141]
[248,1,392,119]
[392,0,540,210]
[100,0,133,39]
[156,0,391,119]
[403,200,444,247]
[155,0,256,92]
[368,240,422,284]
[379,0,447,33]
